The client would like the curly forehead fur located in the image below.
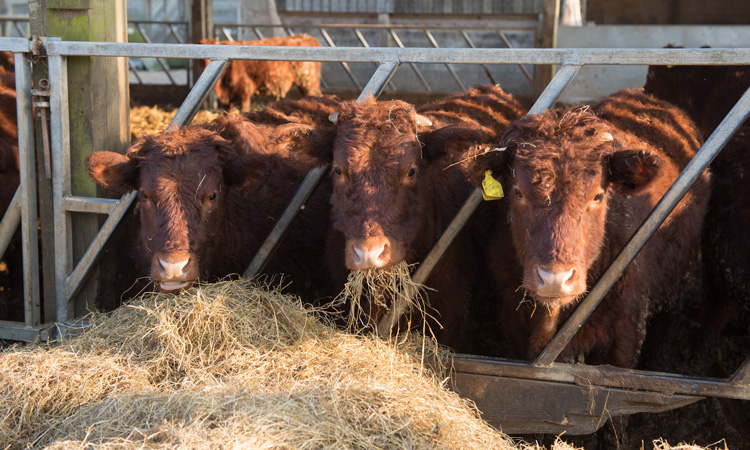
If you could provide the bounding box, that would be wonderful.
[128,126,237,164]
[504,106,612,176]
[338,97,418,135]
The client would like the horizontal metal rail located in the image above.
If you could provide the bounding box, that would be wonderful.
[43,42,750,66]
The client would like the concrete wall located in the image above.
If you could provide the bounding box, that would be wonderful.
[556,25,750,104]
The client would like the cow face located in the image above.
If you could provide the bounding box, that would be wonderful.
[492,109,663,308]
[87,127,264,293]
[326,99,436,270]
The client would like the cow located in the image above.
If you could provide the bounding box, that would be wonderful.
[200,35,323,112]
[458,89,711,367]
[644,60,750,339]
[86,96,340,298]
[0,51,21,322]
[276,85,525,350]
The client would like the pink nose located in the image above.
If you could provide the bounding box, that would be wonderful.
[351,243,388,269]
[535,267,576,297]
[158,257,190,279]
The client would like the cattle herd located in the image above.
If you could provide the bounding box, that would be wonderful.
[0,39,749,373]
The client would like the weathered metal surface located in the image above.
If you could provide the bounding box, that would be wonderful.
[731,356,750,386]
[0,189,20,258]
[44,41,750,66]
[0,320,53,343]
[454,372,701,435]
[447,355,750,400]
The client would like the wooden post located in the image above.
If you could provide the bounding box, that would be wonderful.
[30,0,130,318]
[539,0,560,93]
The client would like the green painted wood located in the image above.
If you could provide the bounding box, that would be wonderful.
[42,0,129,317]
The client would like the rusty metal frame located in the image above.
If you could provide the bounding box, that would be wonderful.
[15,38,750,433]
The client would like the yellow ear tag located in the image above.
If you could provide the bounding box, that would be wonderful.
[481,169,504,201]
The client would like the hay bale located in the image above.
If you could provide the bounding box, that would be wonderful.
[129,105,221,141]
[0,280,520,449]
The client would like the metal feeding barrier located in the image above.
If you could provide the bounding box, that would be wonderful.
[0,37,748,433]
[214,22,539,95]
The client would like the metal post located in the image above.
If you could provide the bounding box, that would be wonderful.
[48,51,72,323]
[15,51,40,326]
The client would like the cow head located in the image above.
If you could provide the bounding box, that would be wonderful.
[466,107,664,308]
[87,126,269,293]
[274,97,481,271]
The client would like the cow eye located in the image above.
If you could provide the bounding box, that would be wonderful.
[140,191,148,200]
[514,188,523,199]
[407,168,416,177]
[209,192,217,201]
[594,192,604,202]
[333,167,342,176]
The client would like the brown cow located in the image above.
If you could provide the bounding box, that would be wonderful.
[86,96,339,296]
[278,85,525,350]
[645,61,750,338]
[200,35,323,112]
[0,51,21,321]
[459,89,710,367]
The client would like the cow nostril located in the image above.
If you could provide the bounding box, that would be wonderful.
[376,243,389,263]
[352,246,365,266]
[159,257,191,278]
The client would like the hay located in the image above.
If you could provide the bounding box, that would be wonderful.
[129,105,221,141]
[652,439,728,450]
[0,279,520,449]
[335,261,433,338]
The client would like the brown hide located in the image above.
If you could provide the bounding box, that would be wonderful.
[200,35,323,112]
[280,85,525,349]
[0,52,21,321]
[645,61,750,336]
[464,89,710,367]
[87,97,339,296]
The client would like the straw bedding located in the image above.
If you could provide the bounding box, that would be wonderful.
[0,279,520,449]
[129,105,221,141]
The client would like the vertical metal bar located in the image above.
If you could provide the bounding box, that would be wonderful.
[0,189,20,257]
[15,52,40,326]
[168,59,229,129]
[49,51,72,324]
[460,29,498,86]
[534,85,750,367]
[320,28,362,90]
[377,65,580,333]
[243,61,400,278]
[388,29,431,92]
[423,29,465,91]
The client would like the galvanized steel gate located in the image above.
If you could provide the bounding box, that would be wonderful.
[0,36,748,433]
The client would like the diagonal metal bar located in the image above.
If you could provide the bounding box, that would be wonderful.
[534,85,750,367]
[128,58,144,84]
[0,188,20,258]
[168,59,229,129]
[424,29,465,91]
[135,23,177,85]
[497,30,534,86]
[730,355,750,386]
[460,30,498,85]
[243,61,400,279]
[377,65,581,334]
[320,28,362,90]
[354,28,397,91]
[388,30,431,92]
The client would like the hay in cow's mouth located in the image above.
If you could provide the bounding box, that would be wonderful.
[335,260,435,339]
[0,278,524,449]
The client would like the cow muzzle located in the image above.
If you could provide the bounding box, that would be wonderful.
[152,251,200,293]
[528,264,585,302]
[346,236,403,270]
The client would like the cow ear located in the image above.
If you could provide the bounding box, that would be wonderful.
[224,153,274,190]
[86,151,139,195]
[455,143,513,188]
[270,123,335,171]
[607,149,663,192]
[419,125,487,163]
